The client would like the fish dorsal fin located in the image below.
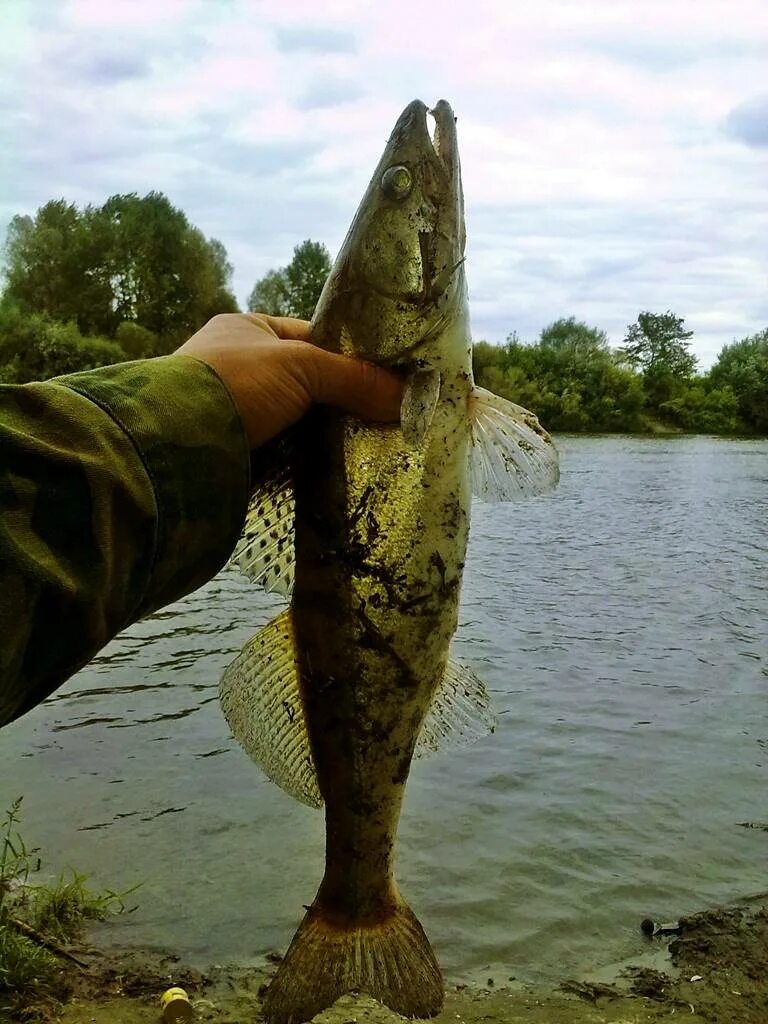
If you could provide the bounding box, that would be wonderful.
[415,655,496,757]
[230,436,295,597]
[401,369,441,446]
[469,386,560,502]
[219,610,322,808]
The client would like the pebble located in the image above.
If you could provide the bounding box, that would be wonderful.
[309,994,408,1023]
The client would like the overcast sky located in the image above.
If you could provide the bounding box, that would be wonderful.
[2,0,766,367]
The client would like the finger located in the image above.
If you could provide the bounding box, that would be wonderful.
[256,314,313,342]
[309,349,403,423]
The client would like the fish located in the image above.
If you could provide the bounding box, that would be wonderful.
[219,98,559,1024]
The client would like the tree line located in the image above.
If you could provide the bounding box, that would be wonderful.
[0,193,765,435]
[475,314,768,435]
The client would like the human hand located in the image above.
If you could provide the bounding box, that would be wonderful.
[176,313,403,449]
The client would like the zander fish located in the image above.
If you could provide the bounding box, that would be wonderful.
[220,98,559,1024]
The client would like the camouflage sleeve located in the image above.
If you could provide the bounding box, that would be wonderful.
[0,355,250,727]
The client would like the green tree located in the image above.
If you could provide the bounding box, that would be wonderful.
[660,383,740,434]
[248,269,291,318]
[2,202,96,327]
[708,328,768,432]
[248,239,331,320]
[0,306,125,383]
[619,311,697,408]
[2,193,238,347]
[473,319,645,432]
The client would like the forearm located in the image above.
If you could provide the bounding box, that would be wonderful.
[0,356,250,726]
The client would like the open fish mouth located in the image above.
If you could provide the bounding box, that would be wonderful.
[428,100,458,174]
[390,98,458,180]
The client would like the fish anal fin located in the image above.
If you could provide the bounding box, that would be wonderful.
[219,610,321,808]
[469,386,560,502]
[415,655,496,758]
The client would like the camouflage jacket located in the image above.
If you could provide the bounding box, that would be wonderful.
[0,356,250,727]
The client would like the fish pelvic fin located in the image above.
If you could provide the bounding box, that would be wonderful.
[219,610,321,809]
[263,896,443,1024]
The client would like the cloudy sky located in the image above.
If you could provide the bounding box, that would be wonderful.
[1,0,766,366]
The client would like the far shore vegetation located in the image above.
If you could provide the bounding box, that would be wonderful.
[1,193,766,436]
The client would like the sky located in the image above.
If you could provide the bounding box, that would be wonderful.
[1,0,766,368]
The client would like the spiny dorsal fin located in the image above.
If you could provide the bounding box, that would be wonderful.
[415,655,496,757]
[219,610,321,808]
[230,437,295,597]
[469,386,559,502]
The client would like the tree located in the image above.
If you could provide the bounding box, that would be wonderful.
[619,311,697,408]
[708,328,768,433]
[472,319,646,432]
[2,202,96,327]
[248,240,331,320]
[247,269,291,318]
[1,193,238,346]
[539,317,609,356]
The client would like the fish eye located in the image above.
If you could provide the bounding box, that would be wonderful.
[381,165,412,200]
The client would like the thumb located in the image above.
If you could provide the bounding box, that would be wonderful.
[307,348,404,423]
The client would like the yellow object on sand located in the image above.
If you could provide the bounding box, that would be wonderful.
[160,986,194,1022]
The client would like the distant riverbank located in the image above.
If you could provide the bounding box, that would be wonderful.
[474,320,768,438]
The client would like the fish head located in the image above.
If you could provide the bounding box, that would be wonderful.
[313,99,468,370]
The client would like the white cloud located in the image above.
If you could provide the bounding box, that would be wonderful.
[0,0,766,367]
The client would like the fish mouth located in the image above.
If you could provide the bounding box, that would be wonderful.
[390,99,458,180]
[428,100,458,174]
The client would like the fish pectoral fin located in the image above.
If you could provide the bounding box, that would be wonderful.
[230,433,295,597]
[219,610,322,809]
[469,386,560,502]
[414,656,496,758]
[401,368,441,446]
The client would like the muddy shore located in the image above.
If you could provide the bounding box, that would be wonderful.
[15,900,768,1024]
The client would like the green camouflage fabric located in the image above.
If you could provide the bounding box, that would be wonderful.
[0,355,250,727]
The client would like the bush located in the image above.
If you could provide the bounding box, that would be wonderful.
[0,307,126,383]
[115,320,161,359]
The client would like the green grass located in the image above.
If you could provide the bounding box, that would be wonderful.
[0,929,58,1020]
[30,869,137,941]
[0,798,139,1021]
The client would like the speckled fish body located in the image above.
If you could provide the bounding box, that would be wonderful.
[296,97,472,915]
[220,99,559,1024]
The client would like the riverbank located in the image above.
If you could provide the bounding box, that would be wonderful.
[18,900,766,1024]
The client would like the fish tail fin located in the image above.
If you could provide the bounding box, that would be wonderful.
[262,896,444,1024]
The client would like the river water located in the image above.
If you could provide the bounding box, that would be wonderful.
[1,435,766,985]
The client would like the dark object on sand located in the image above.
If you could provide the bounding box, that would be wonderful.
[641,917,683,937]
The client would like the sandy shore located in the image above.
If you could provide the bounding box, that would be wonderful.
[24,901,768,1024]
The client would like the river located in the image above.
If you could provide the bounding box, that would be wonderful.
[1,434,766,985]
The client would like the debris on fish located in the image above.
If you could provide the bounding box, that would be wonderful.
[221,98,559,1024]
